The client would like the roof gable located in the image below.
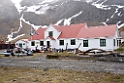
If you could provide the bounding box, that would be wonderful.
[45,24,59,32]
[53,23,86,38]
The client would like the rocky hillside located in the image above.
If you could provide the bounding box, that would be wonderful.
[0,0,124,41]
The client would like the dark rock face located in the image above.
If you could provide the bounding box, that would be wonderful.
[0,0,124,40]
[0,0,20,40]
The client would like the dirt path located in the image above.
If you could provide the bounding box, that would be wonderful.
[0,55,124,74]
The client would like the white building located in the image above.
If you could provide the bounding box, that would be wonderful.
[27,23,120,51]
[15,39,29,49]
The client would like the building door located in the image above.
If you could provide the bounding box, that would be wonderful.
[47,41,50,48]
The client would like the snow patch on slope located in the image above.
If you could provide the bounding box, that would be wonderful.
[64,11,82,25]
[25,4,50,14]
[86,0,124,26]
[55,19,64,26]
[40,0,60,4]
[11,0,23,13]
[7,13,43,42]
[7,34,25,42]
[20,15,42,30]
[118,23,124,28]
[8,0,124,42]
[55,11,82,26]
[90,0,111,10]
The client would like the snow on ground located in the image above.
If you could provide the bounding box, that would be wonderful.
[89,0,124,26]
[8,0,124,41]
[63,11,83,26]
[91,0,111,10]
[40,0,61,4]
[20,14,42,30]
[55,11,82,26]
[11,0,23,13]
[118,23,124,29]
[25,4,50,15]
[7,13,42,42]
[7,34,25,42]
[55,19,64,26]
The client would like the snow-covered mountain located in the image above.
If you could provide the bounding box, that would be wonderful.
[0,0,124,41]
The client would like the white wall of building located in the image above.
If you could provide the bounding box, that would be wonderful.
[55,38,79,50]
[27,37,119,51]
[28,40,44,50]
[78,37,120,51]
[44,25,61,39]
[15,40,28,49]
[26,25,120,51]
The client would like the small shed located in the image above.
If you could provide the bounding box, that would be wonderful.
[15,39,28,49]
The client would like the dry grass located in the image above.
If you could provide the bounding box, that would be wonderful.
[0,66,124,83]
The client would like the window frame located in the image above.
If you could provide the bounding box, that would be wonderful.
[83,40,88,47]
[59,40,64,46]
[70,39,76,45]
[100,39,106,47]
[48,31,53,36]
[40,41,44,46]
[31,41,35,46]
[114,39,115,46]
[19,43,22,48]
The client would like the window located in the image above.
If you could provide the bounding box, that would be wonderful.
[117,40,121,46]
[119,40,121,46]
[71,39,76,45]
[59,40,64,46]
[31,41,35,46]
[100,39,106,47]
[117,40,119,46]
[48,31,53,36]
[19,43,22,48]
[83,40,88,47]
[114,39,115,46]
[40,41,44,46]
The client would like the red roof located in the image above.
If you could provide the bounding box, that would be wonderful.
[76,24,117,38]
[29,23,117,40]
[54,23,86,38]
[29,28,46,40]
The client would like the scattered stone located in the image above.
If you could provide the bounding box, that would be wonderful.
[12,79,17,82]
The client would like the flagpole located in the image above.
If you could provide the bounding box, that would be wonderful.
[31,26,32,41]
[30,26,33,51]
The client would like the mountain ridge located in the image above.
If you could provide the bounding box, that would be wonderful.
[0,0,124,42]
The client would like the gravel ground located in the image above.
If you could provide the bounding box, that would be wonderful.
[0,55,124,74]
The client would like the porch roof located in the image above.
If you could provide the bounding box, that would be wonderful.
[47,36,55,40]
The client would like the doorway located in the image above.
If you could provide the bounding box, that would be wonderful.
[47,41,50,48]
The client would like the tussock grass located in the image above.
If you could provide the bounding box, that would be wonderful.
[0,55,4,58]
[114,47,124,52]
[0,66,124,83]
